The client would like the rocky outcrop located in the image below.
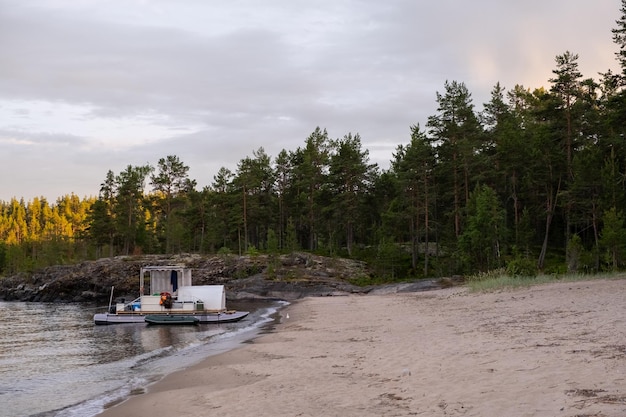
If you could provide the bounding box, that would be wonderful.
[0,253,363,302]
[0,253,456,303]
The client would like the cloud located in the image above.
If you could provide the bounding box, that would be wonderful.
[0,0,620,201]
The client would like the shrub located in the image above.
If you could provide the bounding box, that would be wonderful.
[217,246,232,255]
[506,257,537,277]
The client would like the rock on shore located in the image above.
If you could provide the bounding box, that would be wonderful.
[0,253,455,303]
[0,253,395,303]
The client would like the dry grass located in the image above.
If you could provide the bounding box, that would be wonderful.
[466,271,624,292]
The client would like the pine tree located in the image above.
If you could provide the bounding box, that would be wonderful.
[599,207,626,270]
[427,80,483,240]
[150,155,195,253]
[328,133,377,256]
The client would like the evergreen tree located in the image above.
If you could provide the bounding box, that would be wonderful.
[599,207,626,270]
[458,185,507,272]
[150,155,195,253]
[93,170,117,256]
[291,127,330,250]
[210,167,237,252]
[612,0,626,80]
[274,149,292,250]
[388,125,434,275]
[114,165,153,255]
[427,80,483,240]
[328,133,377,256]
[233,148,275,253]
[528,87,567,270]
[549,51,583,180]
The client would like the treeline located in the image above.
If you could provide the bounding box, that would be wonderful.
[3,3,626,280]
[0,194,94,273]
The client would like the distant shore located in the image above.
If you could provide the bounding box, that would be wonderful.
[97,279,626,416]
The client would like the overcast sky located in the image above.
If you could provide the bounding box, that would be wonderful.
[0,0,621,202]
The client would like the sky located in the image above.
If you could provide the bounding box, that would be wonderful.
[0,0,621,203]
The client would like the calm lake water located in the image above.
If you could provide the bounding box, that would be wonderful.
[0,299,283,417]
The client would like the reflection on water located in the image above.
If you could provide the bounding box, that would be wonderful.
[0,299,280,417]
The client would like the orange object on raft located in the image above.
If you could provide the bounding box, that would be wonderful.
[159,292,172,308]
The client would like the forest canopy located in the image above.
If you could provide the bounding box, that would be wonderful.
[3,2,626,280]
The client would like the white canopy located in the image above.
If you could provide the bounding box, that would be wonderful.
[140,265,192,296]
[138,266,226,311]
[177,285,226,311]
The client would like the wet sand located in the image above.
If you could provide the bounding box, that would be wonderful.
[97,279,626,416]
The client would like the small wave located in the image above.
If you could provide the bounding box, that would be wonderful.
[129,345,174,369]
[49,300,286,417]
[52,375,153,417]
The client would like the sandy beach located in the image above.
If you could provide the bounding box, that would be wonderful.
[97,279,626,417]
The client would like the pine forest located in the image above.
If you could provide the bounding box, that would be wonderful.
[3,3,626,282]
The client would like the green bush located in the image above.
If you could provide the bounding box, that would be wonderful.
[506,257,537,277]
[246,245,260,256]
[217,246,232,255]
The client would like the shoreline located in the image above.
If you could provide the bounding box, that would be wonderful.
[97,280,626,416]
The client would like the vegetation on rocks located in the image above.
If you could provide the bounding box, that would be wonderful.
[0,253,375,303]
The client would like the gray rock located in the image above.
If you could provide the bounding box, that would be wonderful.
[0,253,457,303]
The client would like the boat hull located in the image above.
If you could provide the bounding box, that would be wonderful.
[94,310,249,325]
[145,315,199,325]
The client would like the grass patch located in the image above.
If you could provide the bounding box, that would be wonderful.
[466,271,623,292]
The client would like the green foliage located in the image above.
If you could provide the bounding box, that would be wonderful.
[506,256,537,277]
[6,3,626,278]
[362,240,414,281]
[231,264,264,280]
[150,155,195,254]
[266,228,279,254]
[285,217,298,253]
[327,133,378,256]
[458,185,508,272]
[599,207,626,270]
[217,246,232,255]
[346,273,387,287]
[566,234,585,273]
[246,245,260,256]
[265,254,280,280]
[0,241,6,273]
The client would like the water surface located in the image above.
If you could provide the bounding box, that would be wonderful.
[0,300,281,417]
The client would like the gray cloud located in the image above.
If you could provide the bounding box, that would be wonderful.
[0,0,619,201]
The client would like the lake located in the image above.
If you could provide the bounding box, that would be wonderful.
[0,299,283,417]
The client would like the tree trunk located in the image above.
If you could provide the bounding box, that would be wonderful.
[538,181,560,270]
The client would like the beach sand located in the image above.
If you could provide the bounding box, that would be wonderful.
[97,279,626,416]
